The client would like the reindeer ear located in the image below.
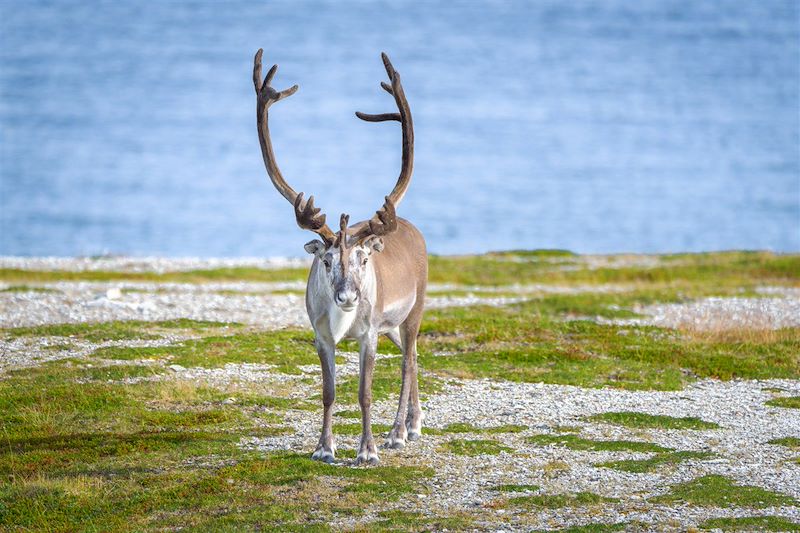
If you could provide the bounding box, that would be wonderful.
[364,237,384,253]
[304,239,326,256]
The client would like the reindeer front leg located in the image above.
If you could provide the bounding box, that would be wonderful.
[355,331,379,465]
[311,336,337,463]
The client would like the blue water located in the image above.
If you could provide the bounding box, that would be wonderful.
[1,0,798,257]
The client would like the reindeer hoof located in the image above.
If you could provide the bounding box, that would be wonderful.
[384,438,406,450]
[355,453,380,466]
[407,430,421,442]
[311,448,335,463]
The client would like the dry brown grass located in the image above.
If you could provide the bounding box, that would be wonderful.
[680,325,800,345]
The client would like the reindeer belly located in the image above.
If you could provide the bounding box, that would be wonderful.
[378,293,417,332]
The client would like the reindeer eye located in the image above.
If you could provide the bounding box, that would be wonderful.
[322,258,331,269]
[362,257,368,266]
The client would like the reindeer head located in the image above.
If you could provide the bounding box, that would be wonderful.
[304,215,389,311]
[254,50,413,311]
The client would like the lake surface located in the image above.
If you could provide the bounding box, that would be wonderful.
[1,0,798,257]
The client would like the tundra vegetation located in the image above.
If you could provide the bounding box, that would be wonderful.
[1,250,799,530]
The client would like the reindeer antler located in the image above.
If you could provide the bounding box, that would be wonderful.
[350,53,412,244]
[254,49,336,245]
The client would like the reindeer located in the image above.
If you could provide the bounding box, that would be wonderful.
[253,50,427,465]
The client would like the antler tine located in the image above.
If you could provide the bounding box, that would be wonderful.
[351,53,414,244]
[350,196,397,243]
[254,49,335,245]
[354,53,414,208]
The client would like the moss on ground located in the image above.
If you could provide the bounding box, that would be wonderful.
[362,510,474,532]
[493,484,540,492]
[333,423,392,436]
[766,396,800,409]
[4,251,798,288]
[0,363,433,530]
[532,524,629,533]
[440,439,513,456]
[698,516,800,531]
[418,298,800,391]
[335,357,443,405]
[653,475,797,508]
[586,412,720,430]
[2,318,237,342]
[0,284,59,293]
[527,434,670,453]
[504,491,618,509]
[0,266,308,284]
[94,329,319,373]
[768,436,800,449]
[596,451,713,473]
[426,422,527,435]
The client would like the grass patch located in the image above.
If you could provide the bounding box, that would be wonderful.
[493,484,540,493]
[699,516,800,531]
[426,422,527,435]
[336,356,443,405]
[527,433,670,453]
[418,296,800,391]
[587,411,719,430]
[596,451,713,473]
[3,318,236,342]
[6,251,797,288]
[765,396,800,409]
[80,364,164,381]
[334,409,362,419]
[429,250,800,287]
[364,510,474,532]
[0,266,307,284]
[333,423,392,436]
[506,491,618,509]
[768,437,800,449]
[0,284,58,293]
[653,475,797,508]
[0,360,433,530]
[440,439,513,456]
[533,524,629,533]
[95,329,318,373]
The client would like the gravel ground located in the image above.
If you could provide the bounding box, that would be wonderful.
[0,256,310,272]
[613,296,800,331]
[2,256,799,530]
[0,281,617,329]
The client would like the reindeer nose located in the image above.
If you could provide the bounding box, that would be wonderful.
[335,290,359,308]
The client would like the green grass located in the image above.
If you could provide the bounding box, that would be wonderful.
[0,361,433,530]
[0,266,308,284]
[418,297,800,391]
[653,475,797,508]
[336,356,443,405]
[505,491,618,509]
[333,423,392,436]
[2,318,237,342]
[440,439,513,456]
[493,484,540,492]
[699,516,800,531]
[596,451,713,473]
[93,329,320,373]
[527,434,670,452]
[5,251,797,288]
[768,437,800,449]
[532,524,629,533]
[429,250,800,287]
[426,422,527,435]
[766,396,800,409]
[586,411,720,430]
[363,510,474,532]
[0,284,59,293]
